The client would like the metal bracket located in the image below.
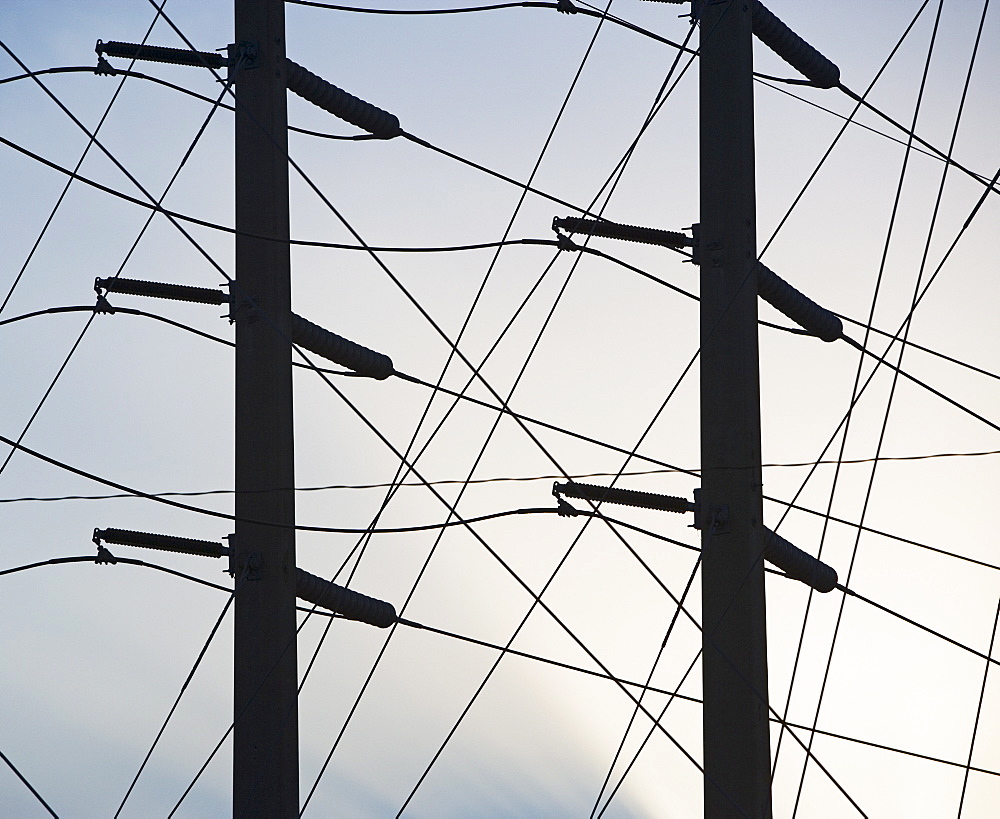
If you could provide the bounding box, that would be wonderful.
[228,292,259,325]
[691,488,729,533]
[708,504,730,534]
[689,223,701,266]
[227,41,259,78]
[232,548,261,581]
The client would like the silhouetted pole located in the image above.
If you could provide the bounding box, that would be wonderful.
[698,0,772,816]
[233,0,298,815]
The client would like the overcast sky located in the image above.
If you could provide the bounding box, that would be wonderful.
[2,0,1000,816]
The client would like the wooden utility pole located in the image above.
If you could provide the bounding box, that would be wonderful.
[698,0,772,816]
[233,0,299,814]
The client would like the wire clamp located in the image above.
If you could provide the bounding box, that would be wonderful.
[95,545,118,565]
[555,232,580,252]
[228,41,259,74]
[94,294,116,315]
[556,497,580,517]
[556,0,578,13]
[94,55,118,76]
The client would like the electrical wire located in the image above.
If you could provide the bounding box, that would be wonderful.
[1,443,999,505]
[7,4,992,812]
[302,9,705,811]
[790,6,946,809]
[590,554,702,817]
[958,595,1000,817]
[385,17,726,814]
[0,7,169,316]
[0,749,58,818]
[114,567,246,818]
[10,549,998,798]
[0,40,239,503]
[840,583,1000,670]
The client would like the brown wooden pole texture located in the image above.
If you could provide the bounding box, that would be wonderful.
[698,0,772,816]
[233,0,299,815]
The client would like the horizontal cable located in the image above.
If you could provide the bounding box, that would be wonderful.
[403,616,1000,779]
[0,313,992,571]
[2,443,997,503]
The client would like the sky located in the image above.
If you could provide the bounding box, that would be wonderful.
[2,0,1000,816]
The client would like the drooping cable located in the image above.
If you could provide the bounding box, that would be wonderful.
[0,5,169,316]
[0,41,240,494]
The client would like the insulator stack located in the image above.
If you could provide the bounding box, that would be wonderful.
[290,312,394,380]
[762,528,838,593]
[95,276,228,305]
[295,568,397,628]
[751,2,840,88]
[283,58,401,139]
[756,263,842,342]
[93,528,226,559]
[95,40,227,69]
[553,481,694,514]
[552,216,692,249]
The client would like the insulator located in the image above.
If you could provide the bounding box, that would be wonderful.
[93,528,226,559]
[290,312,394,380]
[751,2,840,88]
[95,277,228,306]
[95,40,227,69]
[553,481,694,514]
[552,216,692,249]
[283,58,401,139]
[756,263,842,342]
[296,568,396,628]
[762,528,838,593]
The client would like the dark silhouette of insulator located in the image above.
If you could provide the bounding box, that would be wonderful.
[762,528,838,593]
[756,263,842,342]
[552,216,692,249]
[751,2,840,88]
[549,484,837,592]
[93,528,226,559]
[95,277,228,305]
[553,481,694,514]
[283,58,401,139]
[295,568,397,628]
[290,313,394,380]
[95,39,227,69]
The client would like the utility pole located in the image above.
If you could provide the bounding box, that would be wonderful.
[233,0,299,814]
[698,0,772,815]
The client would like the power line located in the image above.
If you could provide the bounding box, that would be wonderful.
[0,748,58,819]
[114,570,245,818]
